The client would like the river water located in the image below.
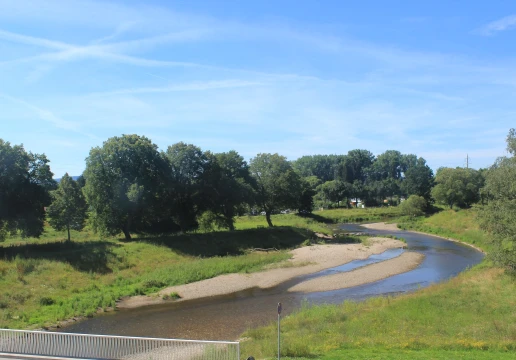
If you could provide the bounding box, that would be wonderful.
[60,225,484,341]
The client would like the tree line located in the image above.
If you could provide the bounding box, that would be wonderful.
[0,133,496,241]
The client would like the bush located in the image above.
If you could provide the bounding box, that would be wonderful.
[400,195,427,217]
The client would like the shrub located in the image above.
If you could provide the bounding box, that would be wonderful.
[400,195,427,217]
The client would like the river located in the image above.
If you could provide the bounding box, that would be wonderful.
[60,225,484,341]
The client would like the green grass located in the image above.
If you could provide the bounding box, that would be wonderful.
[321,348,516,359]
[397,208,490,251]
[235,207,401,235]
[0,226,317,329]
[240,208,516,359]
[241,265,516,358]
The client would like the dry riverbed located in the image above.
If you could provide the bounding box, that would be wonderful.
[118,234,423,309]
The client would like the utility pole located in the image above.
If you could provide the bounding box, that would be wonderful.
[466,154,469,169]
[277,302,282,360]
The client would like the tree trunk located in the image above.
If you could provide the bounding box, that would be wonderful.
[122,218,132,240]
[67,224,70,242]
[122,227,132,240]
[227,218,235,231]
[265,211,273,227]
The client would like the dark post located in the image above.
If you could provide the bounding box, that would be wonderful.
[277,302,282,360]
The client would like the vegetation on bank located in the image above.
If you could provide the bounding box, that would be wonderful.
[241,209,515,359]
[235,207,401,235]
[397,208,489,252]
[0,226,317,330]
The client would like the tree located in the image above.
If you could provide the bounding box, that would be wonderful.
[83,135,169,240]
[479,130,516,272]
[47,173,88,241]
[298,177,316,214]
[400,195,427,217]
[431,167,483,209]
[164,142,211,231]
[0,139,56,241]
[292,155,345,182]
[401,157,434,201]
[202,150,255,230]
[250,153,302,227]
[315,180,351,208]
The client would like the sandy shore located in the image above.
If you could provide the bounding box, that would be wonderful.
[361,222,399,231]
[288,251,423,293]
[118,236,422,309]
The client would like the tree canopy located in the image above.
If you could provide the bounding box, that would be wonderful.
[202,150,255,230]
[479,129,516,272]
[83,134,169,240]
[431,167,484,209]
[0,139,55,241]
[250,153,302,226]
[46,173,88,241]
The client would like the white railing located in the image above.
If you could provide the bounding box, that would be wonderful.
[0,329,240,360]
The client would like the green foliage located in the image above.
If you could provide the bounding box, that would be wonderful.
[431,167,484,209]
[401,157,434,201]
[83,135,169,240]
[46,173,88,241]
[202,150,255,230]
[479,130,516,272]
[164,142,210,231]
[0,139,56,241]
[250,153,303,226]
[292,154,346,182]
[400,195,427,217]
[315,180,351,208]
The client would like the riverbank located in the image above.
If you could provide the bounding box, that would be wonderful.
[118,237,417,308]
[242,210,511,360]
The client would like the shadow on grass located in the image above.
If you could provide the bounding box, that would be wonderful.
[295,213,334,224]
[0,241,119,274]
[130,227,314,257]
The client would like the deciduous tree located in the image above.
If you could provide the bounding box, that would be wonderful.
[250,153,302,227]
[83,135,169,240]
[47,173,88,241]
[431,167,483,209]
[0,139,55,241]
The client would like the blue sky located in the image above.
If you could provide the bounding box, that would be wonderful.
[1,0,515,177]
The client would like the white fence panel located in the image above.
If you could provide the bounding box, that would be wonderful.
[0,329,239,360]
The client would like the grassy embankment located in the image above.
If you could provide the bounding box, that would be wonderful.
[241,208,516,359]
[0,226,313,329]
[0,209,397,328]
[0,207,400,330]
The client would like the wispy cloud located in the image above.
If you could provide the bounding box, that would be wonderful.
[0,93,98,139]
[85,80,264,97]
[0,28,211,69]
[477,15,516,36]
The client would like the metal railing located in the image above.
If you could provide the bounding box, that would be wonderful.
[0,329,240,360]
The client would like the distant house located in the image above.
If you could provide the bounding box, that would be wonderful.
[350,198,364,208]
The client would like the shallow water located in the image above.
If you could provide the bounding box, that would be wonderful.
[60,225,484,340]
